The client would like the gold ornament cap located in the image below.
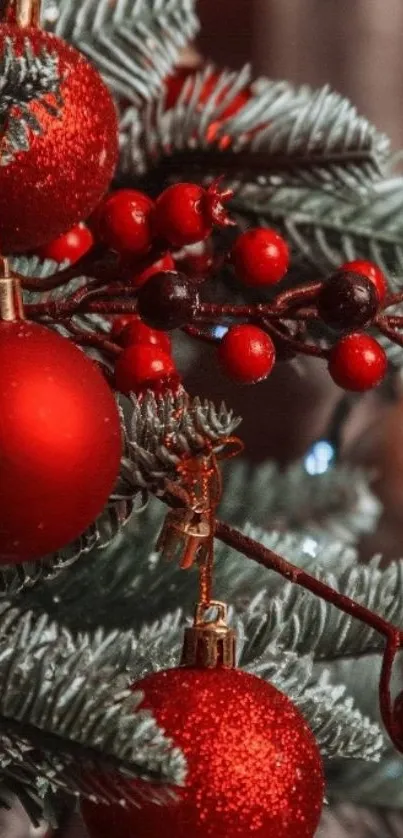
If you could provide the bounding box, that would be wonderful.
[0,260,24,321]
[181,601,236,669]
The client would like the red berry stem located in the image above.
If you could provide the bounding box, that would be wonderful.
[377,320,403,348]
[182,325,222,344]
[64,321,122,359]
[264,320,329,359]
[211,517,403,752]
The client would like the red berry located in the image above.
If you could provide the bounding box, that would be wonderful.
[174,240,214,279]
[111,315,136,338]
[340,260,388,302]
[38,223,93,264]
[119,320,172,354]
[97,189,155,255]
[218,324,276,384]
[125,253,175,289]
[232,228,289,287]
[328,333,387,391]
[153,181,233,248]
[114,343,178,395]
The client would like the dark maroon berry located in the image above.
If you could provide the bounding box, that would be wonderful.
[137,271,200,330]
[318,270,379,331]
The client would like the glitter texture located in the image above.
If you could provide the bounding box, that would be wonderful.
[82,667,324,838]
[0,25,118,252]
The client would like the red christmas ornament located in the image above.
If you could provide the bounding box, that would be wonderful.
[37,223,94,264]
[124,252,175,289]
[0,320,121,563]
[218,324,276,383]
[0,25,118,253]
[97,189,155,255]
[340,259,388,302]
[119,318,172,355]
[114,342,179,395]
[153,181,233,248]
[82,666,324,838]
[328,332,388,391]
[232,228,290,287]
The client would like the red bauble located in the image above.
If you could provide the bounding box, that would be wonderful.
[218,324,276,383]
[82,666,324,838]
[114,342,178,395]
[328,332,388,391]
[119,319,172,354]
[0,26,118,253]
[340,259,388,302]
[0,320,121,563]
[125,252,175,289]
[97,189,155,255]
[232,228,290,287]
[37,223,94,264]
[153,182,232,248]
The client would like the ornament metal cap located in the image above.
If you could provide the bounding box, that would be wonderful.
[0,0,41,27]
[0,259,24,321]
[181,601,236,669]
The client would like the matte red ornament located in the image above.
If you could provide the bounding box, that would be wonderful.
[37,223,94,264]
[232,228,290,287]
[97,189,155,255]
[218,324,276,383]
[328,332,388,391]
[0,26,118,253]
[125,252,175,289]
[119,318,172,354]
[153,181,233,248]
[340,259,388,302]
[114,342,179,395]
[0,320,121,563]
[82,666,324,838]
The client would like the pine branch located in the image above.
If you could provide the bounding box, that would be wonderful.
[120,64,390,193]
[0,604,186,808]
[119,609,384,762]
[220,459,380,543]
[230,176,403,287]
[0,36,63,164]
[118,391,241,494]
[243,556,403,661]
[318,805,403,838]
[43,0,198,103]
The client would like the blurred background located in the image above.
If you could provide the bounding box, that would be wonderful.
[56,2,403,837]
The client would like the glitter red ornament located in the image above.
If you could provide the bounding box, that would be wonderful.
[0,21,118,253]
[0,317,121,563]
[82,666,324,838]
[232,228,290,287]
[37,223,94,264]
[328,332,388,391]
[218,324,276,383]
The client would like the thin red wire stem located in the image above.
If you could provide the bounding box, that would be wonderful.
[214,518,403,749]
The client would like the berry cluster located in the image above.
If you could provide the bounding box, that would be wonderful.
[29,180,398,396]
